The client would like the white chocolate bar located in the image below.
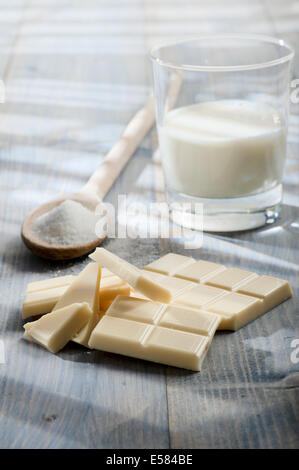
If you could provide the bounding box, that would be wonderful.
[24,303,91,353]
[89,248,172,303]
[141,254,292,330]
[88,296,220,370]
[53,262,101,347]
[138,270,274,331]
[22,285,69,319]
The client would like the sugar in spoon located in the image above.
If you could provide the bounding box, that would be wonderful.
[21,98,155,260]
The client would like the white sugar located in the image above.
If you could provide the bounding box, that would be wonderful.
[32,200,98,246]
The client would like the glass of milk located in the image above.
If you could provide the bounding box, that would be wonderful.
[150,35,294,232]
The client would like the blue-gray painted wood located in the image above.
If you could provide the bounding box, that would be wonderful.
[0,0,298,449]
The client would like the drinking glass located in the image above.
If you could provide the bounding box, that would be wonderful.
[150,35,294,232]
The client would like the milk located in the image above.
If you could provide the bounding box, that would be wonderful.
[158,100,286,199]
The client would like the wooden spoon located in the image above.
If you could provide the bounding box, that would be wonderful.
[21,97,155,260]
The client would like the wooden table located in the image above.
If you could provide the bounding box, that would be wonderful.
[0,0,298,449]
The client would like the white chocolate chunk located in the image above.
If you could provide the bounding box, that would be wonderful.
[144,253,195,275]
[53,262,101,347]
[22,285,69,319]
[100,275,131,310]
[89,313,211,371]
[53,263,101,312]
[88,296,218,371]
[27,275,76,293]
[142,270,194,298]
[24,303,91,353]
[89,315,154,355]
[159,305,220,337]
[24,270,127,318]
[101,268,115,278]
[205,292,264,330]
[89,248,172,303]
[175,284,227,309]
[107,296,164,324]
[236,275,292,310]
[205,268,258,291]
[174,260,225,283]
[145,327,210,370]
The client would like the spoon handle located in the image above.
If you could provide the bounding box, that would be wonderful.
[82,96,156,200]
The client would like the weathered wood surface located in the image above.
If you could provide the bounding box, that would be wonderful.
[0,0,298,449]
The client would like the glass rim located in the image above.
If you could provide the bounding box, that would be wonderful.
[149,34,295,72]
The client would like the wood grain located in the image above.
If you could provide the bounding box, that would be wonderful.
[0,0,298,449]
